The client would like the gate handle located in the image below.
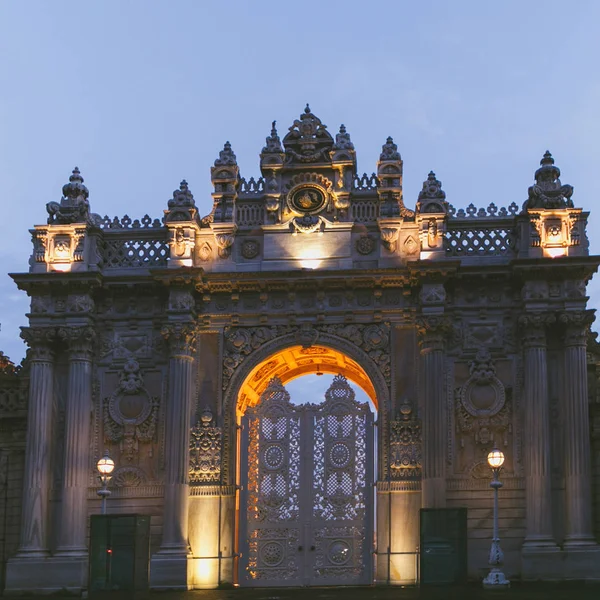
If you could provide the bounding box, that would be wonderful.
[298,545,303,551]
[310,545,315,551]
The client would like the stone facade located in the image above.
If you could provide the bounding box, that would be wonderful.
[1,106,600,592]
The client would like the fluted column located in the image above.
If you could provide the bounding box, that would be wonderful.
[560,310,597,547]
[159,322,197,554]
[55,326,95,556]
[417,316,449,508]
[16,328,55,557]
[520,314,557,549]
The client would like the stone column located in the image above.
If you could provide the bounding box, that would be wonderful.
[15,328,55,557]
[520,314,557,549]
[159,322,197,554]
[55,326,95,556]
[560,311,597,547]
[417,316,448,508]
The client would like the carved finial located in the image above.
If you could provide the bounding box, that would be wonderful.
[418,171,446,201]
[333,124,354,151]
[46,166,92,224]
[214,141,237,166]
[380,136,401,161]
[305,103,311,113]
[168,179,196,208]
[262,120,283,154]
[523,150,574,210]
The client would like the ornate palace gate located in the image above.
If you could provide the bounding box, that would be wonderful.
[239,375,374,587]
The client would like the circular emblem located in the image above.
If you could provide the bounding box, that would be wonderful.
[263,444,285,470]
[328,540,351,565]
[241,239,260,259]
[329,442,350,468]
[356,236,375,255]
[289,185,326,215]
[260,541,284,566]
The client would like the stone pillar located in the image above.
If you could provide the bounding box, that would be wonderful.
[15,328,55,557]
[560,311,597,547]
[520,314,557,549]
[151,322,196,589]
[417,316,448,508]
[55,326,95,556]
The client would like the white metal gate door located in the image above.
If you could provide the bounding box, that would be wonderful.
[239,375,373,587]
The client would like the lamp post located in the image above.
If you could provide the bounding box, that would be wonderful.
[483,447,510,588]
[96,450,115,515]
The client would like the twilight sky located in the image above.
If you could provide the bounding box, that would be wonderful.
[1,1,599,400]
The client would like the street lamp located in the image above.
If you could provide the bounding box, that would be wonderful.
[482,447,510,588]
[96,450,115,515]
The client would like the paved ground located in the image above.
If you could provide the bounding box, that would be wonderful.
[68,584,600,600]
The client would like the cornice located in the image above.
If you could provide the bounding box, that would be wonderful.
[10,271,104,293]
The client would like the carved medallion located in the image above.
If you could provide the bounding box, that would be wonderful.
[289,185,326,215]
[241,239,260,259]
[356,236,375,255]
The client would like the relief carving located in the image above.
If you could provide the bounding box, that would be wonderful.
[189,408,222,484]
[389,403,421,480]
[454,349,512,472]
[103,358,160,462]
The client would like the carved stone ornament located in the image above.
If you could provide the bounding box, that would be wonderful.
[455,349,511,449]
[189,408,222,484]
[222,323,391,392]
[559,310,595,347]
[46,166,101,226]
[524,151,574,210]
[419,283,446,305]
[241,239,260,259]
[416,171,448,214]
[285,173,333,216]
[215,232,235,258]
[161,323,197,357]
[282,104,334,164]
[356,235,375,255]
[198,241,212,261]
[57,326,96,359]
[379,136,401,162]
[380,227,399,252]
[103,358,160,462]
[111,466,147,487]
[389,403,422,480]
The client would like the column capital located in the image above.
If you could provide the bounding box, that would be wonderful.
[518,312,555,348]
[161,322,198,358]
[57,326,96,360]
[416,314,451,352]
[20,327,57,361]
[559,309,595,347]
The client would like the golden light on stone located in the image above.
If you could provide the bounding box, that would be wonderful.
[236,345,376,419]
[298,247,323,269]
[487,448,505,469]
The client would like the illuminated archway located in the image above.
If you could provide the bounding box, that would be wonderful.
[236,344,376,419]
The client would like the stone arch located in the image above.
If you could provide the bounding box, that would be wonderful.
[221,329,391,484]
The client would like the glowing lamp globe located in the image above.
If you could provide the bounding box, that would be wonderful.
[97,451,115,476]
[487,448,505,469]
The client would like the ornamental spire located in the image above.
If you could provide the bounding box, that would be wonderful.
[214,141,237,167]
[524,150,574,210]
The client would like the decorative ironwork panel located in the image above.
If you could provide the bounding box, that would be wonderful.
[239,378,302,586]
[239,374,373,587]
[309,375,373,585]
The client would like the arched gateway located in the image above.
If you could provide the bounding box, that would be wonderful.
[4,107,600,593]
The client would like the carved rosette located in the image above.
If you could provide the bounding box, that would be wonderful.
[103,358,160,463]
[189,408,222,484]
[57,326,96,360]
[161,323,197,357]
[389,403,422,480]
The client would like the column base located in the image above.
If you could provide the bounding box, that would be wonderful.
[522,545,600,581]
[4,555,87,595]
[149,552,193,590]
